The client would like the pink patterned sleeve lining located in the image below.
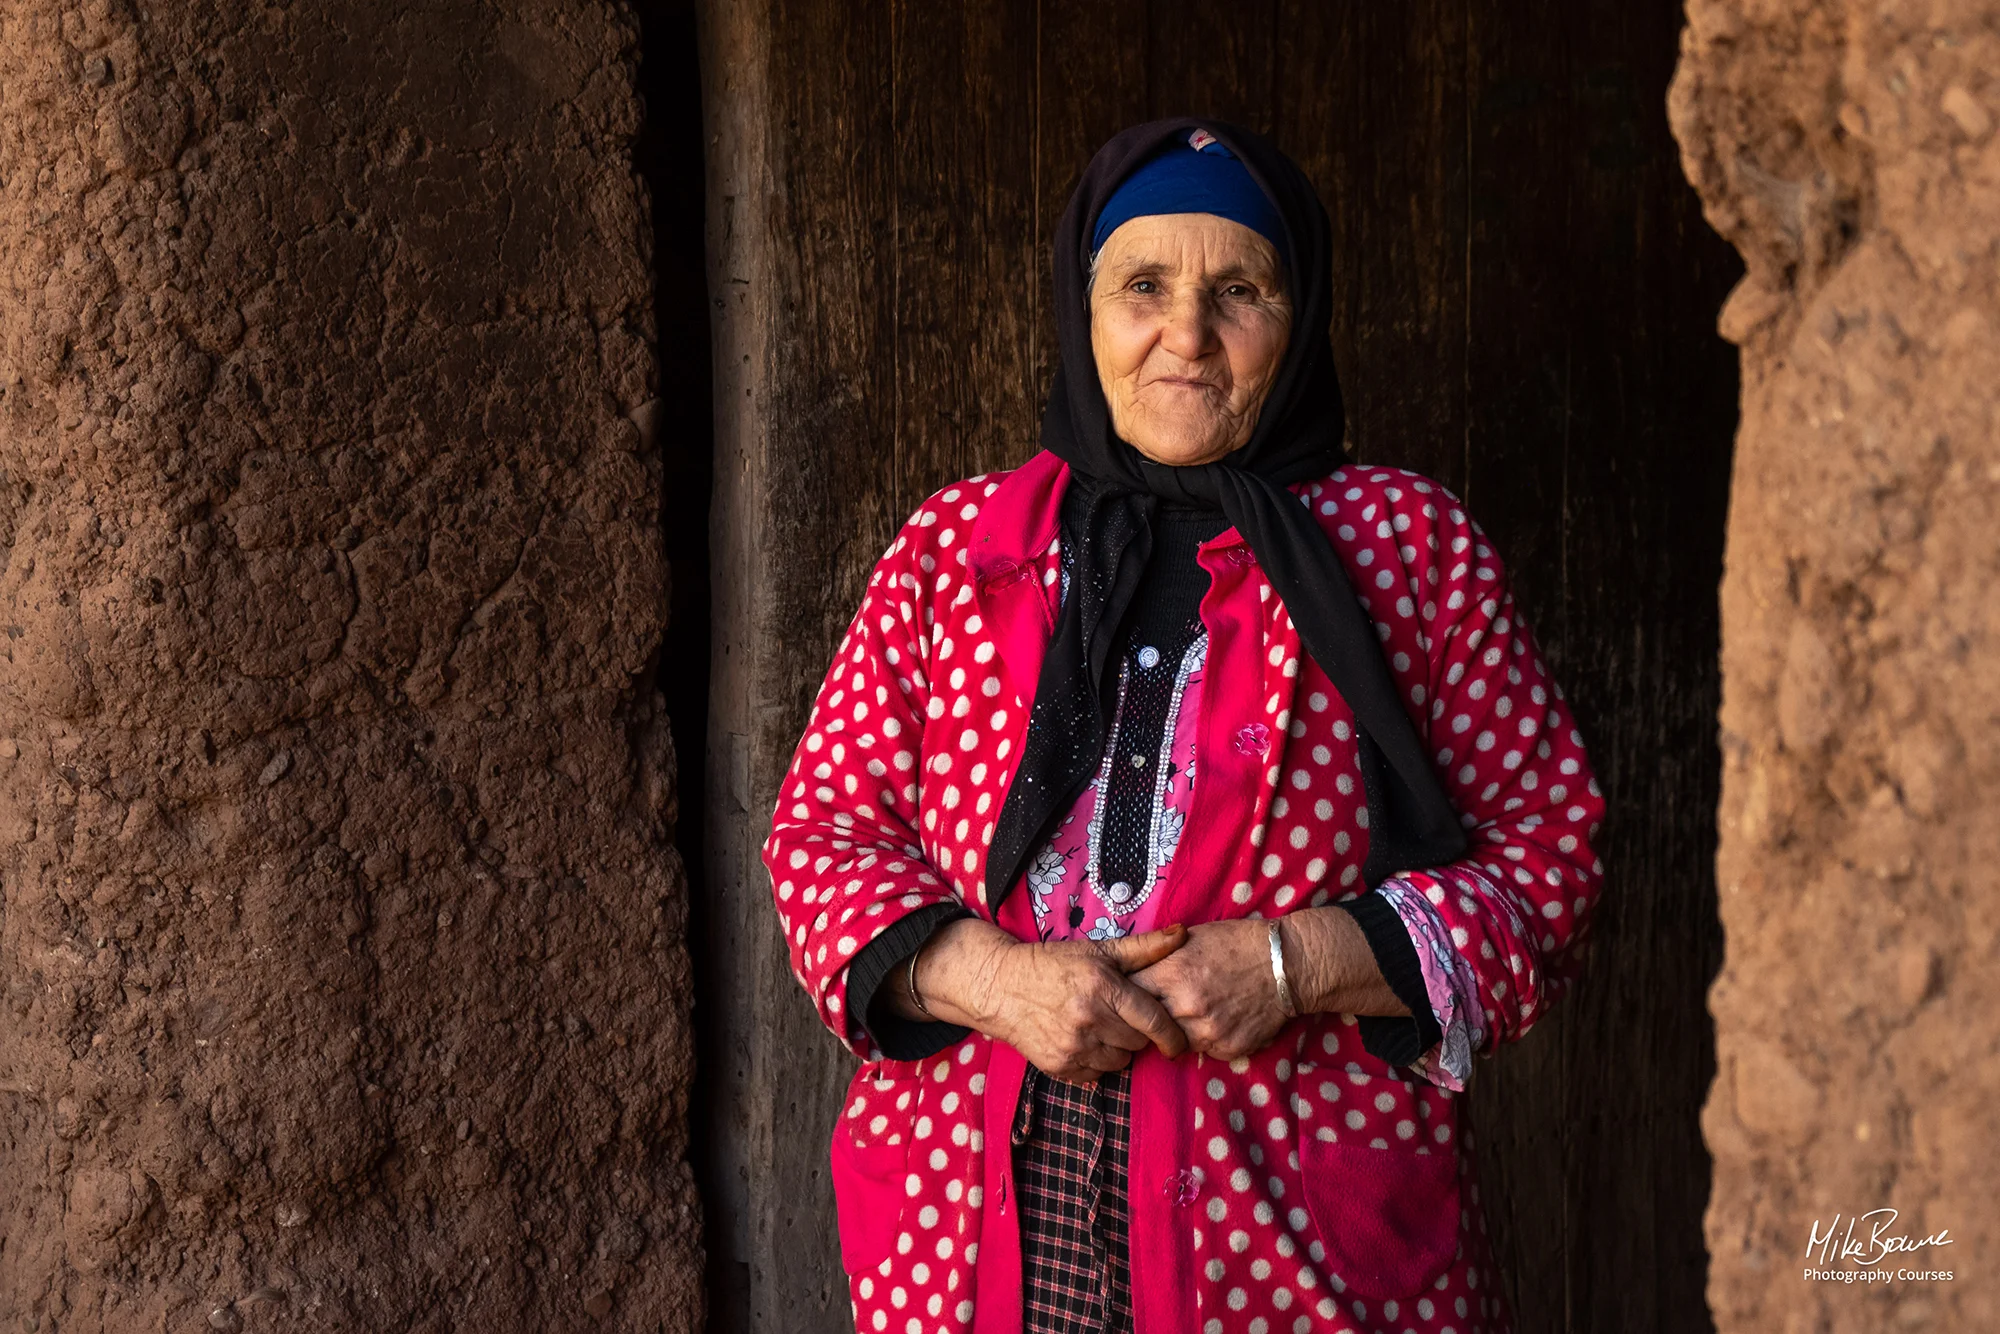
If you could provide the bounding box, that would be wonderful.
[1373,871,1494,1092]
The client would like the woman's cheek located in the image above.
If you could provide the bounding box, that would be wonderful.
[1235,311,1290,390]
[1094,306,1153,372]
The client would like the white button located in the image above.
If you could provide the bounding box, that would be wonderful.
[1138,645,1161,669]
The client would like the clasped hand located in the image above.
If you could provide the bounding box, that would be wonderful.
[903,918,1296,1083]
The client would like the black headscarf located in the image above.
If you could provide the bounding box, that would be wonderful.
[984,117,1467,911]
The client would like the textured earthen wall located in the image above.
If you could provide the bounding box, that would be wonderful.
[1671,3,1998,1328]
[0,3,699,1330]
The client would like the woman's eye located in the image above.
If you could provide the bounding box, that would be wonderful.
[1223,283,1252,298]
[1131,279,1157,294]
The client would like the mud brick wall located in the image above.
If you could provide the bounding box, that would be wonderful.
[1671,2,1999,1329]
[0,3,699,1330]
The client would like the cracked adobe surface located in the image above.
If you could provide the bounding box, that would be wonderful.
[0,3,698,1329]
[1672,2,2000,1329]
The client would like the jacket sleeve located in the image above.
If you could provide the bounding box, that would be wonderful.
[846,902,975,1060]
[1393,492,1608,1055]
[1331,890,1443,1066]
[760,503,973,1062]
[1371,876,1488,1091]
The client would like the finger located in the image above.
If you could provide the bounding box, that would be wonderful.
[1061,987,1155,1056]
[1095,924,1189,974]
[1085,1002,1158,1054]
[1105,979,1190,1059]
[1121,958,1169,996]
[1052,1042,1130,1080]
[1080,1040,1135,1074]
[1187,1019,1220,1057]
[1204,1015,1282,1064]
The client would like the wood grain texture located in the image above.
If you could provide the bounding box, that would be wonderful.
[1276,0,1472,490]
[1457,5,1739,1330]
[698,2,1740,1329]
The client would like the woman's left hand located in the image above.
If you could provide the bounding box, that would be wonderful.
[1125,919,1289,1062]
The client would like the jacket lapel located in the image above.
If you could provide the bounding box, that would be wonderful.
[968,450,1067,709]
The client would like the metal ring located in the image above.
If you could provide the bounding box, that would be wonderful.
[1268,921,1299,1018]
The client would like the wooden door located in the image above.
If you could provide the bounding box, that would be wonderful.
[697,2,1740,1329]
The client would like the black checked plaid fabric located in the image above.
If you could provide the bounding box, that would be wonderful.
[1013,1065,1136,1333]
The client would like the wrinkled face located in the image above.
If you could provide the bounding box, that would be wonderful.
[1088,212,1292,467]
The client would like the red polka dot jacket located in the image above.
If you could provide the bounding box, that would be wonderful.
[763,449,1605,1334]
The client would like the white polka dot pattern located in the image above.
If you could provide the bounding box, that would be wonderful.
[763,462,1604,1334]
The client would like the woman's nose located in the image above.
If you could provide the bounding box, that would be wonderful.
[1157,290,1219,360]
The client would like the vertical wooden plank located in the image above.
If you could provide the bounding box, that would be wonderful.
[890,0,1044,499]
[1459,1,1739,1331]
[1274,0,1471,492]
[702,2,1042,1330]
[1547,6,1738,1332]
[700,0,899,1327]
[1143,0,1278,129]
[1455,9,1585,1327]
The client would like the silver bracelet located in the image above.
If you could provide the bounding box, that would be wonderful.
[1268,921,1299,1018]
[907,937,937,1020]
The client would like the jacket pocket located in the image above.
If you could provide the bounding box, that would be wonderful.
[1298,1129,1462,1300]
[829,1062,916,1276]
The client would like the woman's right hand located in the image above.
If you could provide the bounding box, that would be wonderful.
[889,919,1193,1082]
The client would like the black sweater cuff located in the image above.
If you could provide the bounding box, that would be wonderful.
[847,902,977,1061]
[1332,890,1444,1069]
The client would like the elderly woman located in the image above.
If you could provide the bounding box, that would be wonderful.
[763,118,1604,1334]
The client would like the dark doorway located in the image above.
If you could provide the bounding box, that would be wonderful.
[633,2,712,888]
[631,1,722,1323]
[689,3,1741,1332]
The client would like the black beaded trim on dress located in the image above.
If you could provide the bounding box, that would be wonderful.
[1076,496,1224,917]
[1091,628,1201,907]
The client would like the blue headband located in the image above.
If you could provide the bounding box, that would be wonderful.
[1090,129,1287,258]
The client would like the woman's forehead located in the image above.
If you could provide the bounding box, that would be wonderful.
[1094,212,1281,272]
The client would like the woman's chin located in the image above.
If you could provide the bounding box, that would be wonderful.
[1127,430,1239,467]
[1117,405,1236,465]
